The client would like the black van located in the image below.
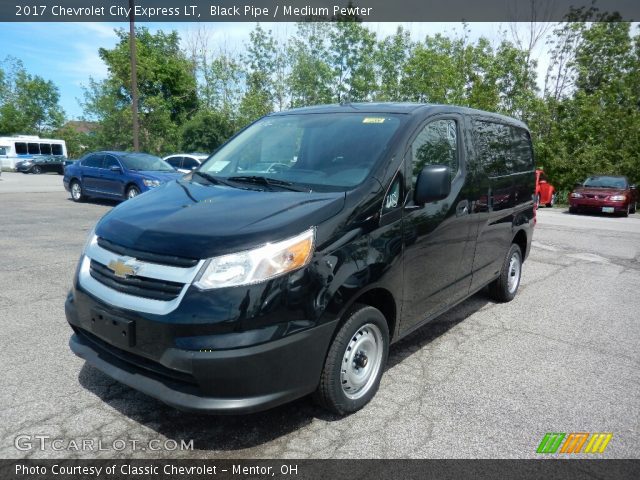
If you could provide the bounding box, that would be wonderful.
[66,104,535,415]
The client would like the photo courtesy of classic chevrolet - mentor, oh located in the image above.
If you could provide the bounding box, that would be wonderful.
[65,104,535,415]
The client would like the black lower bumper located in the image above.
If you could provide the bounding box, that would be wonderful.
[67,292,338,414]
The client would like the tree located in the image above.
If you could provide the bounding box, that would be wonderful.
[374,26,414,101]
[0,56,65,135]
[180,110,234,153]
[82,27,197,155]
[287,23,334,107]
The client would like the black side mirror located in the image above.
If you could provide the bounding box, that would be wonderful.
[110,165,122,173]
[414,165,450,205]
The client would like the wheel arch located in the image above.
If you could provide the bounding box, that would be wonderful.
[512,229,528,260]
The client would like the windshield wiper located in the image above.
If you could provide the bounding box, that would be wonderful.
[192,171,238,188]
[227,175,310,192]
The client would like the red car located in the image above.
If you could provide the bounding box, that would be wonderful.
[569,175,638,216]
[535,169,556,207]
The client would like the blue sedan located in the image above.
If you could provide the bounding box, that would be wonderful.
[63,151,183,202]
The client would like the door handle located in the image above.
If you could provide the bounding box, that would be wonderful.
[456,200,469,216]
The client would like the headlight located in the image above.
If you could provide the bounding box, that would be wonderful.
[194,228,315,290]
[82,226,97,253]
[609,195,626,201]
[570,192,583,198]
[143,179,160,187]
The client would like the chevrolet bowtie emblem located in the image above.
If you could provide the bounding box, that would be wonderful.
[107,258,139,279]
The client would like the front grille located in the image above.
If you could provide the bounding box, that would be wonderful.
[97,237,199,268]
[90,260,184,301]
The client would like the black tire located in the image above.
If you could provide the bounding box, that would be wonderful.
[569,206,578,214]
[631,202,637,214]
[622,204,630,217]
[314,304,389,415]
[126,185,140,200]
[32,165,42,174]
[70,180,85,202]
[487,243,523,303]
[545,193,555,208]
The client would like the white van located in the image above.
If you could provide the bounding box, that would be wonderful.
[0,135,68,170]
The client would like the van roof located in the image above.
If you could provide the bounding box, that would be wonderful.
[272,102,529,130]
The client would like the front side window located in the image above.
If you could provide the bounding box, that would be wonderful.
[0,147,7,156]
[15,143,27,154]
[103,155,120,170]
[199,113,404,191]
[165,156,182,169]
[411,119,458,185]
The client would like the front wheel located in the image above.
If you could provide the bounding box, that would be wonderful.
[126,185,140,199]
[32,165,42,174]
[631,202,637,214]
[487,244,523,303]
[70,180,85,202]
[314,304,389,415]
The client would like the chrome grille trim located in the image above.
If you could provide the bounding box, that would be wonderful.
[78,236,205,315]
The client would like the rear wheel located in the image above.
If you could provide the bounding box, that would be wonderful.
[32,165,42,174]
[314,304,389,415]
[126,185,140,199]
[487,244,522,303]
[622,204,630,217]
[545,193,555,208]
[631,201,637,214]
[70,180,85,202]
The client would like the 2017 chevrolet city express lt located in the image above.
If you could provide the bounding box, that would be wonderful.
[66,104,535,415]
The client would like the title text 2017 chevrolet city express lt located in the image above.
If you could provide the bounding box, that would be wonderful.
[66,104,535,415]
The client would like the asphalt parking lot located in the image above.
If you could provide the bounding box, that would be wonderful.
[1,171,639,459]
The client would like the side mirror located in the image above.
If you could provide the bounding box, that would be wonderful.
[414,165,450,205]
[110,165,122,173]
[191,165,198,171]
[630,184,637,190]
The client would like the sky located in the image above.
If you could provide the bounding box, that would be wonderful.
[0,22,555,121]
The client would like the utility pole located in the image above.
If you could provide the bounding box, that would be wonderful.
[129,0,140,151]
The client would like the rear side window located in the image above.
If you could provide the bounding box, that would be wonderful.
[411,119,459,183]
[83,154,103,168]
[51,144,63,156]
[473,120,533,176]
[15,143,27,154]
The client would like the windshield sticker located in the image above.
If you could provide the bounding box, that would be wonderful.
[362,117,386,124]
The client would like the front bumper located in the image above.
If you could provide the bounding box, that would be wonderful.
[66,291,338,414]
[569,198,627,212]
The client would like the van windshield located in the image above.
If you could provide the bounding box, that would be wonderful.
[199,113,404,191]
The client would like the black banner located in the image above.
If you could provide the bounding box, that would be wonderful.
[2,0,640,22]
[1,460,640,480]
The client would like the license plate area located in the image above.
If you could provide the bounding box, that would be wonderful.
[602,207,615,213]
[90,309,135,348]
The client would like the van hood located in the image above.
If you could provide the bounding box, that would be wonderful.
[96,178,346,259]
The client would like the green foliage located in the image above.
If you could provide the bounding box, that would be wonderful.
[82,27,197,155]
[180,110,234,153]
[0,56,65,136]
